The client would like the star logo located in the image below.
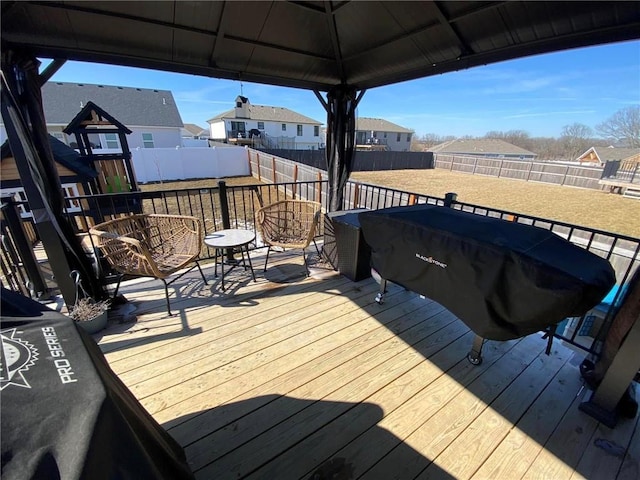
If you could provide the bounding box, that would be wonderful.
[0,328,39,391]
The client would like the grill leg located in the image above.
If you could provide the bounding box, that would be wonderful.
[467,335,485,365]
[375,278,387,304]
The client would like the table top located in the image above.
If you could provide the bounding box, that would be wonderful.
[204,228,255,248]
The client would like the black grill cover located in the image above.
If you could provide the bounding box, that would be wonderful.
[359,205,616,340]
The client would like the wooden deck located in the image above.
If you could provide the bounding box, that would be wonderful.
[93,249,640,480]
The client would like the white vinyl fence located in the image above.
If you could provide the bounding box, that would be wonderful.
[119,146,249,183]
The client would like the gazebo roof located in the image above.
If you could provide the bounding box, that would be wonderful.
[2,1,638,92]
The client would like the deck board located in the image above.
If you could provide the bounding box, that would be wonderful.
[95,252,639,480]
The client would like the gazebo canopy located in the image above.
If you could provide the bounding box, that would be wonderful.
[2,1,639,92]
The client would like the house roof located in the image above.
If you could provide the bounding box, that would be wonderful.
[3,2,638,92]
[42,82,183,128]
[1,135,98,180]
[207,104,322,125]
[182,123,208,136]
[63,101,132,135]
[579,147,640,162]
[429,138,537,157]
[356,118,413,134]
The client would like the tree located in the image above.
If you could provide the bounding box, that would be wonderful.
[484,130,533,151]
[596,106,640,147]
[560,123,593,160]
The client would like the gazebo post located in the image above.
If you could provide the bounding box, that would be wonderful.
[1,50,105,304]
[315,86,365,212]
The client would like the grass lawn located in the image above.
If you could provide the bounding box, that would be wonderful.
[351,169,640,239]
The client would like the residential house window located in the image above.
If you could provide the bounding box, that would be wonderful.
[314,126,319,137]
[282,123,287,131]
[142,133,154,148]
[297,125,303,136]
[397,133,401,141]
[257,121,264,130]
[407,133,412,142]
[383,132,387,139]
[104,133,120,149]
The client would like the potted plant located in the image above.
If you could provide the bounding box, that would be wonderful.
[68,270,110,334]
[69,296,110,334]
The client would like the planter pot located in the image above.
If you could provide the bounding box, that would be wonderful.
[76,311,108,334]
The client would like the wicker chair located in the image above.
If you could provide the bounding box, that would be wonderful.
[254,199,322,275]
[89,214,207,315]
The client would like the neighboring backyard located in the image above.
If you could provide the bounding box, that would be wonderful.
[141,170,640,239]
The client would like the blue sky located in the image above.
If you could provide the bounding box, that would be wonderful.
[46,39,639,139]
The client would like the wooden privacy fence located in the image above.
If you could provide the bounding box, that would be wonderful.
[247,148,328,209]
[435,154,603,189]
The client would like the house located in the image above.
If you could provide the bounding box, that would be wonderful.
[576,146,640,166]
[0,134,98,222]
[207,96,324,150]
[355,118,414,152]
[429,138,537,160]
[181,123,208,139]
[0,82,185,149]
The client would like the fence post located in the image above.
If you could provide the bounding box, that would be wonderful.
[272,156,277,183]
[293,164,298,199]
[256,154,262,181]
[526,162,533,181]
[1,195,49,299]
[444,192,458,208]
[472,157,478,174]
[562,166,569,186]
[497,159,503,178]
[631,163,639,184]
[247,149,252,177]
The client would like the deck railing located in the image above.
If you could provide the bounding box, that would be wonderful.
[2,179,638,360]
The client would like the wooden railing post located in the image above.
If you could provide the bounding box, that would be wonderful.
[272,156,277,183]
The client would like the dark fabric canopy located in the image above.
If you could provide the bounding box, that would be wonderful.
[2,2,638,91]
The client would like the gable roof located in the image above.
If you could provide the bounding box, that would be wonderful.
[578,146,640,163]
[42,82,183,128]
[1,135,98,180]
[356,117,413,133]
[208,104,322,125]
[182,123,208,136]
[429,138,537,157]
[63,101,132,135]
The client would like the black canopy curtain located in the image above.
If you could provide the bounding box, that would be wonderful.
[1,51,104,304]
[317,86,365,212]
